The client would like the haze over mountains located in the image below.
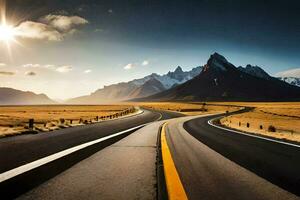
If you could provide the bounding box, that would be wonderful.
[66,66,202,104]
[0,52,300,104]
[0,88,55,105]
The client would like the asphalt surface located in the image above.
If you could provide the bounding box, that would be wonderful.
[0,108,183,199]
[182,114,300,198]
[0,108,181,173]
[17,121,165,200]
[165,116,299,200]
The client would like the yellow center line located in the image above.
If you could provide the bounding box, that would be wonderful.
[161,122,188,200]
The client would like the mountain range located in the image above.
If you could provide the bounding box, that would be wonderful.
[141,53,300,101]
[0,87,55,105]
[66,66,202,104]
[0,53,300,104]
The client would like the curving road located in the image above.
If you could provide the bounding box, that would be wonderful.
[0,108,183,199]
[164,114,300,199]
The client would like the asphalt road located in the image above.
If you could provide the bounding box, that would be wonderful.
[17,121,165,200]
[0,108,183,199]
[181,114,300,198]
[0,108,182,173]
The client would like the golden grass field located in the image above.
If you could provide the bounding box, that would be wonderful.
[219,102,300,142]
[0,105,132,137]
[137,102,242,115]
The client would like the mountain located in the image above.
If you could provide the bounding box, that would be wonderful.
[237,65,300,87]
[238,65,271,80]
[277,77,300,87]
[0,87,56,105]
[67,66,202,104]
[129,78,166,98]
[142,53,300,101]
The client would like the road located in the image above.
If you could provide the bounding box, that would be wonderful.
[18,121,166,200]
[164,114,300,199]
[0,108,183,199]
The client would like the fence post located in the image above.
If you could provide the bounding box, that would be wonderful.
[29,119,34,130]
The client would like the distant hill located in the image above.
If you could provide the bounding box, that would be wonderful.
[66,65,202,104]
[141,53,300,101]
[0,87,56,105]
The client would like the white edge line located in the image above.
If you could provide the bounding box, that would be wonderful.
[208,118,300,148]
[0,123,147,183]
[0,108,163,183]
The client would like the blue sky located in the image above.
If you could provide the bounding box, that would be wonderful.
[0,0,299,99]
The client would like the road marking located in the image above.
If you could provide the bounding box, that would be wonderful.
[161,123,188,200]
[208,118,300,148]
[0,124,147,183]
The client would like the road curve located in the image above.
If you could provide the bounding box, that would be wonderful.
[0,108,181,173]
[183,114,300,197]
[164,115,299,200]
[0,108,183,199]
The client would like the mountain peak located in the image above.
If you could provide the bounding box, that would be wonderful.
[211,52,228,63]
[238,64,271,80]
[174,66,183,73]
[204,52,234,72]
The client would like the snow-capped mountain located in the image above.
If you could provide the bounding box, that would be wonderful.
[238,64,271,80]
[277,77,300,87]
[142,52,300,101]
[67,65,202,104]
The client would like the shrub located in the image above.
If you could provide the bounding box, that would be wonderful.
[268,125,276,132]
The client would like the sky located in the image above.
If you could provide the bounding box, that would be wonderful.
[0,0,300,99]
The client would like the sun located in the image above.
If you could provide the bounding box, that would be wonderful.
[0,23,16,42]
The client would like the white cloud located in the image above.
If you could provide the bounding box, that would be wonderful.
[15,21,63,41]
[84,69,92,73]
[22,63,41,68]
[275,68,300,78]
[142,60,149,66]
[14,14,88,41]
[124,63,134,70]
[56,65,73,73]
[25,71,36,76]
[40,15,88,31]
[0,63,6,67]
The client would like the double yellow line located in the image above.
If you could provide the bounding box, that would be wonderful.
[161,123,188,200]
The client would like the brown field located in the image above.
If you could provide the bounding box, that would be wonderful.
[219,102,300,142]
[137,102,242,115]
[0,105,133,137]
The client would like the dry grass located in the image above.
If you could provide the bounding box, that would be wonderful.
[136,102,241,115]
[220,103,300,142]
[0,105,133,137]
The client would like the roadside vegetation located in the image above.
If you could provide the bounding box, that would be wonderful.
[220,102,300,142]
[137,102,242,115]
[0,105,135,137]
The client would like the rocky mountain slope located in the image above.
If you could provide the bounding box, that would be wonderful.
[141,53,300,101]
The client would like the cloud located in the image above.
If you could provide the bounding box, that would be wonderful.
[124,63,134,70]
[142,60,149,66]
[0,63,6,67]
[40,15,88,31]
[56,65,73,73]
[0,71,15,75]
[275,68,300,78]
[25,71,36,76]
[15,21,63,41]
[22,63,41,68]
[15,14,88,41]
[84,69,92,73]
